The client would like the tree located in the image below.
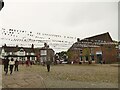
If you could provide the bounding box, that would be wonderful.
[67,50,78,63]
[83,48,90,62]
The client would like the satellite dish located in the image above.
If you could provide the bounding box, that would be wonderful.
[0,0,4,11]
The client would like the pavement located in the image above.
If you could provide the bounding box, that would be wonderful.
[2,66,46,88]
[1,64,118,89]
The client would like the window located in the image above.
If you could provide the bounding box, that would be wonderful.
[80,49,82,54]
[10,52,12,55]
[31,52,34,55]
[19,57,25,61]
[20,49,24,52]
[40,57,47,62]
[80,56,83,61]
[40,50,47,55]
[31,57,35,60]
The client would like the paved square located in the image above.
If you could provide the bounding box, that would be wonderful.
[2,64,118,88]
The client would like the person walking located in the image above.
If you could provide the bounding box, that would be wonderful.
[46,60,51,72]
[26,59,30,67]
[9,58,15,75]
[4,57,9,75]
[26,57,31,67]
[14,59,19,71]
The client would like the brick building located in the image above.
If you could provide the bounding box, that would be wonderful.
[67,32,118,64]
[39,43,55,64]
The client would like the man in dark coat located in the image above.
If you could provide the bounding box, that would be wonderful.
[46,60,51,72]
[4,57,9,75]
[14,59,19,71]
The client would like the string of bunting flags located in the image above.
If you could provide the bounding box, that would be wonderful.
[1,28,76,51]
[2,28,76,39]
[1,28,117,52]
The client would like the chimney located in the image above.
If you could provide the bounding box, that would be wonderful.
[44,43,47,47]
[4,44,7,47]
[31,44,34,48]
[47,45,49,48]
[77,38,80,42]
[16,45,18,48]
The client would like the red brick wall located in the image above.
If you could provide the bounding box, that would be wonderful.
[67,45,117,64]
[102,45,117,63]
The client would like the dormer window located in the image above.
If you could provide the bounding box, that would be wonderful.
[20,48,24,52]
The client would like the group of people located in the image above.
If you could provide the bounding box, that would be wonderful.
[3,57,51,75]
[4,57,19,75]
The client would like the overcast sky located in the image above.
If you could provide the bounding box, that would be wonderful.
[0,0,118,41]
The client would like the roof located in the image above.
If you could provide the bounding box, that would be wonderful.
[2,46,18,52]
[81,32,113,42]
[2,45,54,53]
[2,46,35,53]
[40,47,55,52]
[4,55,37,57]
[68,42,100,51]
[68,32,114,51]
[21,47,35,53]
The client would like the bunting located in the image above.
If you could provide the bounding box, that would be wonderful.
[1,28,76,50]
[1,28,117,51]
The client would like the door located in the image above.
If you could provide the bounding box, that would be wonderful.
[96,54,102,64]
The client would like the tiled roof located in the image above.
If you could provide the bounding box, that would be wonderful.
[81,32,113,42]
[68,32,114,51]
[2,46,18,52]
[2,46,54,53]
[40,47,54,51]
[2,46,35,53]
[20,47,35,53]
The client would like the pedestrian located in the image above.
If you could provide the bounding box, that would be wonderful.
[43,61,45,66]
[14,59,19,71]
[26,60,29,67]
[46,60,51,72]
[30,61,33,65]
[9,58,15,74]
[30,61,33,67]
[26,57,31,67]
[4,57,9,75]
